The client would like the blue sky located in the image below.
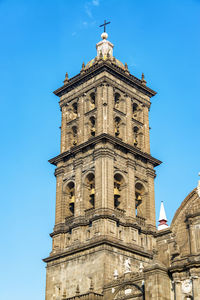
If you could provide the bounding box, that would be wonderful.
[0,0,200,299]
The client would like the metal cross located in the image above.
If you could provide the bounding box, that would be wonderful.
[99,20,110,32]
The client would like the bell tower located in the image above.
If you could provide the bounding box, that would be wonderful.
[44,30,161,300]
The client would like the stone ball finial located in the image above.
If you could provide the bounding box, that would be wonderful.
[101,32,108,40]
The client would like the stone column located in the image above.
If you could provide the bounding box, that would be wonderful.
[60,105,67,153]
[144,264,171,300]
[146,165,156,227]
[126,156,136,218]
[74,155,83,217]
[96,85,103,135]
[126,95,133,144]
[54,163,65,225]
[77,96,84,145]
[94,145,114,209]
[107,85,114,136]
[174,281,182,300]
[192,276,200,299]
[143,105,150,154]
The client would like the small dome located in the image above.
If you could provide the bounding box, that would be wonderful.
[84,56,126,70]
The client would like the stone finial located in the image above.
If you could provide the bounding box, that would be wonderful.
[158,201,169,230]
[62,289,66,299]
[141,73,147,85]
[89,278,94,291]
[64,72,69,84]
[139,262,144,273]
[197,173,200,197]
[75,284,80,295]
[81,62,85,74]
[114,269,118,279]
[96,34,114,58]
[124,63,129,74]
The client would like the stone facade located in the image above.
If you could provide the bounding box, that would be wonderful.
[44,33,200,300]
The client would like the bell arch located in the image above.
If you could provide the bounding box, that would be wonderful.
[83,172,95,210]
[89,116,96,137]
[114,172,126,211]
[133,126,144,149]
[71,125,78,146]
[114,92,120,109]
[72,102,78,117]
[114,116,121,138]
[63,181,75,216]
[135,181,147,218]
[89,92,96,110]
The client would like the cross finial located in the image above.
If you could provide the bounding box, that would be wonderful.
[99,20,111,33]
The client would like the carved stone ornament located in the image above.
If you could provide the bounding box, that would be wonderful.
[181,279,192,294]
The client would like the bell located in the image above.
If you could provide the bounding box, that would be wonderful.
[69,195,75,204]
[133,139,138,146]
[90,102,95,109]
[137,195,142,201]
[114,188,120,197]
[91,127,95,133]
[90,188,95,195]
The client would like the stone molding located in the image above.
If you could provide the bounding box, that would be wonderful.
[49,133,162,167]
[54,61,156,99]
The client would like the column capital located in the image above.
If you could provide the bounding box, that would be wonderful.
[146,168,156,178]
[54,166,65,176]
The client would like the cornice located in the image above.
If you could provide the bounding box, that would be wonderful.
[169,258,200,273]
[54,61,156,99]
[49,133,162,167]
[59,75,151,109]
[43,236,153,263]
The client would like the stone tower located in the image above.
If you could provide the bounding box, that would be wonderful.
[44,31,165,300]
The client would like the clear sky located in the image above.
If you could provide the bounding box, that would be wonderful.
[0,0,200,299]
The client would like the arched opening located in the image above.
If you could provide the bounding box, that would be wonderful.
[89,116,96,137]
[114,173,124,209]
[72,126,78,146]
[89,92,95,110]
[133,126,139,147]
[72,102,78,117]
[114,116,121,138]
[85,173,95,209]
[114,93,120,109]
[135,182,145,217]
[66,181,75,215]
[132,103,138,118]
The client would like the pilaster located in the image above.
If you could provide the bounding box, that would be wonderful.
[143,105,150,154]
[126,156,136,218]
[54,164,65,225]
[146,166,156,227]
